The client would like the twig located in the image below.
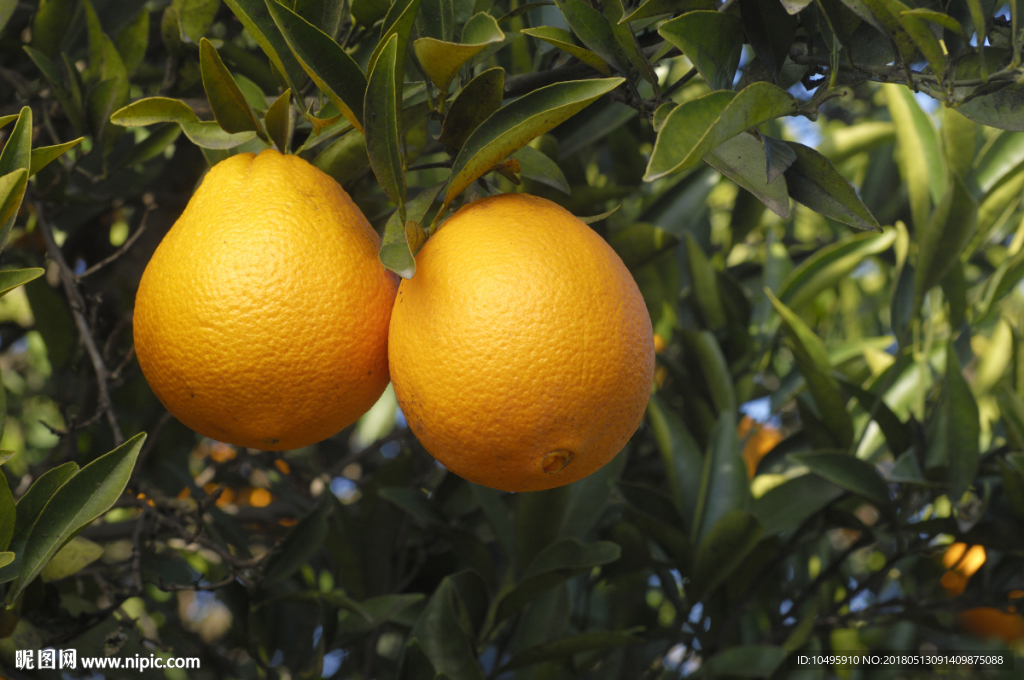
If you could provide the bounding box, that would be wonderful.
[146,574,240,592]
[35,201,124,445]
[77,204,155,280]
[407,161,454,172]
[660,67,698,101]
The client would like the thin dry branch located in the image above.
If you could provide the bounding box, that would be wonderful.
[35,201,124,445]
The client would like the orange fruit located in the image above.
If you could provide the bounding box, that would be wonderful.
[940,543,986,596]
[134,149,398,450]
[388,193,654,492]
[738,415,782,478]
[957,607,1024,644]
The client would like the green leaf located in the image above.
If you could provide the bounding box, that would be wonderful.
[364,34,406,218]
[685,235,726,331]
[701,646,788,678]
[379,487,447,525]
[0,170,29,248]
[512,145,570,194]
[0,107,32,177]
[380,183,443,278]
[521,27,611,75]
[884,83,945,230]
[121,124,183,167]
[705,132,791,219]
[368,0,422,78]
[607,222,678,270]
[496,539,620,622]
[266,0,367,132]
[110,97,258,149]
[926,342,980,497]
[858,0,920,65]
[998,453,1024,522]
[313,129,369,185]
[683,330,736,415]
[621,0,715,22]
[658,11,743,91]
[914,170,977,299]
[0,552,13,570]
[263,497,333,585]
[336,593,425,633]
[443,77,624,212]
[11,462,79,546]
[172,0,219,42]
[899,8,966,36]
[941,107,977,181]
[265,89,292,152]
[617,481,691,564]
[400,639,440,679]
[437,67,504,156]
[470,484,515,557]
[645,83,798,181]
[114,9,150,75]
[647,396,704,528]
[752,473,844,535]
[504,631,643,670]
[11,433,144,602]
[955,85,1024,132]
[0,468,13,552]
[767,290,854,448]
[199,38,264,136]
[789,452,892,511]
[690,510,763,600]
[0,451,12,465]
[972,131,1024,193]
[777,229,896,310]
[420,0,454,39]
[692,411,748,544]
[897,9,947,77]
[601,0,658,85]
[782,141,881,232]
[559,448,628,540]
[523,538,620,580]
[223,0,307,94]
[408,577,486,680]
[739,0,797,79]
[23,48,86,133]
[39,536,104,582]
[0,269,44,299]
[515,487,571,571]
[763,136,796,182]
[162,5,182,53]
[414,14,505,95]
[838,378,911,455]
[578,205,621,224]
[551,0,632,76]
[29,138,83,177]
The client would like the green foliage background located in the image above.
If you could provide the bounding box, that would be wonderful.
[1,0,1024,677]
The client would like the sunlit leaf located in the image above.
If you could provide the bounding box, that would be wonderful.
[443,77,623,212]
[110,97,258,149]
[645,83,798,181]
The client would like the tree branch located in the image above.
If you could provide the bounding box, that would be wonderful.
[35,201,124,445]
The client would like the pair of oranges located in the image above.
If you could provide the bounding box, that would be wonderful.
[133,150,655,492]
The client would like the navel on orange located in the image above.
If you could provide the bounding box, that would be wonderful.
[133,149,398,450]
[388,193,655,492]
